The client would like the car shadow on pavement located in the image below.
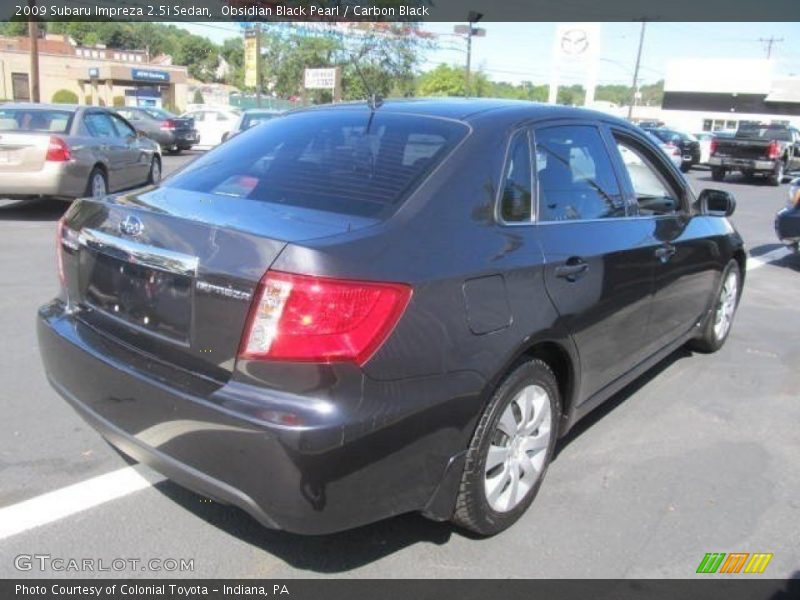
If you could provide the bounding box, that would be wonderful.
[555,347,694,457]
[146,346,698,573]
[0,198,68,221]
[748,243,800,271]
[151,478,456,573]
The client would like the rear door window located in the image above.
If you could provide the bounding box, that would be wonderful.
[534,124,625,221]
[84,112,118,138]
[165,110,468,218]
[0,109,72,133]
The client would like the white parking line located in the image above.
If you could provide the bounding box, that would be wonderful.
[748,247,792,271]
[0,465,165,540]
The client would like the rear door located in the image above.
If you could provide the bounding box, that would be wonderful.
[609,126,719,347]
[533,121,659,400]
[108,112,150,186]
[83,111,128,190]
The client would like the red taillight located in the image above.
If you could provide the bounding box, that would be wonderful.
[239,271,412,366]
[766,140,780,160]
[160,119,176,131]
[710,138,718,155]
[46,136,71,162]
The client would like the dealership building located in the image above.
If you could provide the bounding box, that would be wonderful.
[0,34,189,109]
[659,58,800,132]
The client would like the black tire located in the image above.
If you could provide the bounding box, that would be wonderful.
[680,162,691,173]
[167,147,181,155]
[688,259,741,353]
[767,161,785,187]
[711,167,726,182]
[84,167,107,200]
[452,359,561,536]
[147,156,161,185]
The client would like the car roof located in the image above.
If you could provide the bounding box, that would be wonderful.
[294,97,631,127]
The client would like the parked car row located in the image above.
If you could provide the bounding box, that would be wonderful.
[0,103,161,202]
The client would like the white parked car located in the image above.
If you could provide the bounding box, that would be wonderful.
[179,107,240,149]
[693,132,715,164]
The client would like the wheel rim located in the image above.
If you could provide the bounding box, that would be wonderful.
[151,160,161,183]
[713,270,738,340]
[91,173,106,199]
[484,385,552,513]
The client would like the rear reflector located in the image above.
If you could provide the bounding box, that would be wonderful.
[710,138,718,156]
[239,271,412,366]
[46,136,71,162]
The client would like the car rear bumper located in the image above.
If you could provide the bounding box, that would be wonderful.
[776,207,800,245]
[709,157,776,171]
[0,161,85,199]
[37,300,480,534]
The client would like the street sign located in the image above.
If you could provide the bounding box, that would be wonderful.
[304,68,337,90]
[131,69,169,83]
[244,30,258,88]
[453,25,486,37]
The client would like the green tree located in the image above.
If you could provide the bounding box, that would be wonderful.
[174,35,218,82]
[51,89,78,104]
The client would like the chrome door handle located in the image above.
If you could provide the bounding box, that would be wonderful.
[655,245,677,262]
[555,259,589,281]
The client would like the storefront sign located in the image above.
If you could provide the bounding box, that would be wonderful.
[131,69,170,83]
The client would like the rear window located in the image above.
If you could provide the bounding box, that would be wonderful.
[143,108,174,120]
[0,108,72,133]
[165,110,468,218]
[735,125,792,141]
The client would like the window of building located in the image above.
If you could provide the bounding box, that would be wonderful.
[499,131,533,223]
[702,119,713,132]
[535,125,624,222]
[11,73,30,101]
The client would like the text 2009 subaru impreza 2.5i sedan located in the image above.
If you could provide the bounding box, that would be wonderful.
[39,99,745,536]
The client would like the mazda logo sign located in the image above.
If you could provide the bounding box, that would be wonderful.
[560,29,590,55]
[119,215,144,237]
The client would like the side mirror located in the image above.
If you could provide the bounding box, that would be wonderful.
[699,188,735,217]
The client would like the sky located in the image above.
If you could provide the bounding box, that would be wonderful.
[178,21,800,87]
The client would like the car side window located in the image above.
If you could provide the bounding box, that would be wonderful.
[189,112,204,122]
[109,114,136,138]
[216,112,230,122]
[499,130,533,223]
[535,125,624,221]
[84,113,117,138]
[614,136,682,216]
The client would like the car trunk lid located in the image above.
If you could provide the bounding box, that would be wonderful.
[60,187,378,381]
[0,132,51,172]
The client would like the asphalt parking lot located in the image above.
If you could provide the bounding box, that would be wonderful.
[0,154,798,579]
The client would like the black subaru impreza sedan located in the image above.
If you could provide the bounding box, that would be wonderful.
[39,99,745,536]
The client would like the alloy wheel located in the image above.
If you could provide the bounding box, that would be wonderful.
[484,385,552,513]
[91,173,106,200]
[713,270,738,341]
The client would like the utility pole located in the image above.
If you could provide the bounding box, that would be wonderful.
[758,36,783,59]
[28,0,40,103]
[627,21,646,121]
[456,12,484,98]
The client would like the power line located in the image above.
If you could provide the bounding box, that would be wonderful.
[758,36,784,59]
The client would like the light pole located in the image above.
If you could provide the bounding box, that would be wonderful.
[28,0,40,103]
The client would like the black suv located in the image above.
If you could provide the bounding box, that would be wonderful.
[40,99,745,536]
[642,126,701,172]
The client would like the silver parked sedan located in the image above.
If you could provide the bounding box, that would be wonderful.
[0,103,161,201]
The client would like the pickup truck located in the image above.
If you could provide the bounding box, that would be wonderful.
[709,123,800,186]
